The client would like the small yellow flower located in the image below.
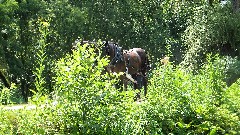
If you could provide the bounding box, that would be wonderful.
[42,21,49,27]
[161,56,170,65]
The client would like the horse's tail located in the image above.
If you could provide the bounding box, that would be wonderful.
[139,50,150,76]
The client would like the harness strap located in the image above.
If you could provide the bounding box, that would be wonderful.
[127,53,131,67]
[115,45,123,62]
[109,44,124,66]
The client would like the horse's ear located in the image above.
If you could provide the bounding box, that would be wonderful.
[104,41,108,46]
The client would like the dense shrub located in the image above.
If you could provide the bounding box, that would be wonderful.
[0,83,24,105]
[182,3,240,70]
[1,1,240,134]
[145,56,239,134]
[52,42,112,133]
[0,42,133,134]
[44,41,141,134]
[223,78,240,117]
[0,51,239,134]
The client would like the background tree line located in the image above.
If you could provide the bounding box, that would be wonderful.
[0,0,240,102]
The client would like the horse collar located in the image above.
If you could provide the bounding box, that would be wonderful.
[109,44,124,66]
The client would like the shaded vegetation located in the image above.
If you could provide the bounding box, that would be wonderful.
[1,48,239,134]
[0,0,240,134]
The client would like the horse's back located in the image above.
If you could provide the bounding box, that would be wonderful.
[123,49,141,74]
[132,48,146,60]
[131,48,150,73]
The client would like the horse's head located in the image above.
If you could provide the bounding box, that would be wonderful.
[103,41,116,56]
[103,41,124,66]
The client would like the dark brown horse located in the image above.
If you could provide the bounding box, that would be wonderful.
[103,41,150,99]
[72,39,150,99]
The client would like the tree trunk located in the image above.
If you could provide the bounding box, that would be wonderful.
[0,71,10,88]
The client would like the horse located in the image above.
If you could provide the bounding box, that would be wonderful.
[103,41,150,99]
[72,39,150,99]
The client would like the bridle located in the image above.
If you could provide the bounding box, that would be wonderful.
[104,42,138,84]
[105,42,124,66]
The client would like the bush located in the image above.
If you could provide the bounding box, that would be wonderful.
[0,51,239,134]
[0,83,24,105]
[145,55,239,134]
[223,78,240,117]
[50,41,140,134]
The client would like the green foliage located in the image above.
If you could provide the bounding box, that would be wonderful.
[161,0,197,39]
[1,0,240,101]
[0,83,19,105]
[0,105,59,134]
[182,3,240,70]
[223,78,240,117]
[147,56,239,134]
[0,1,240,134]
[0,53,239,134]
[221,56,240,86]
[29,20,52,106]
[0,0,18,28]
[51,41,137,134]
[33,20,49,94]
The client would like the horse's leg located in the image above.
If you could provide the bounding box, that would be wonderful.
[122,76,128,90]
[132,74,138,101]
[137,75,143,89]
[132,74,143,101]
[132,74,137,89]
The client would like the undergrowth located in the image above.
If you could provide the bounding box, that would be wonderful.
[0,46,239,134]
